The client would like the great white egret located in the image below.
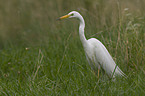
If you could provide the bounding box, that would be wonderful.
[58,11,126,79]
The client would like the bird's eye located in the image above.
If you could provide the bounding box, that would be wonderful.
[70,13,74,16]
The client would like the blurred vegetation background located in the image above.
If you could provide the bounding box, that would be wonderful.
[0,0,144,48]
[0,0,145,95]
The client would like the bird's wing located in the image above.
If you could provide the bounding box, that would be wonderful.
[88,38,126,77]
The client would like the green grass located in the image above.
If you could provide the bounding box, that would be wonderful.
[0,0,145,95]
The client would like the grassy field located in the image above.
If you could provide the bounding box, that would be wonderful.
[0,0,145,95]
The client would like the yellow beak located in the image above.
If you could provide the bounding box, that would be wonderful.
[57,15,70,20]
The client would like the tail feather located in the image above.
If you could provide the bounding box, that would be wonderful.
[116,67,127,78]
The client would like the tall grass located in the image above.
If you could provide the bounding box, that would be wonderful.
[0,0,145,95]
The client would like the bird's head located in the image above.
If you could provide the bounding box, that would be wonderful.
[57,11,81,20]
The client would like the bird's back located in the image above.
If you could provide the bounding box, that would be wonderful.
[87,38,126,78]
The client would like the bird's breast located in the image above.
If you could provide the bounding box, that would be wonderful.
[84,43,95,60]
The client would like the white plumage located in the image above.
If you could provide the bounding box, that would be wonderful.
[58,11,126,78]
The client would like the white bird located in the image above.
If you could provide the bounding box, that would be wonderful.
[58,11,126,79]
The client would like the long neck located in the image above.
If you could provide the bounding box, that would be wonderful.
[78,15,87,48]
